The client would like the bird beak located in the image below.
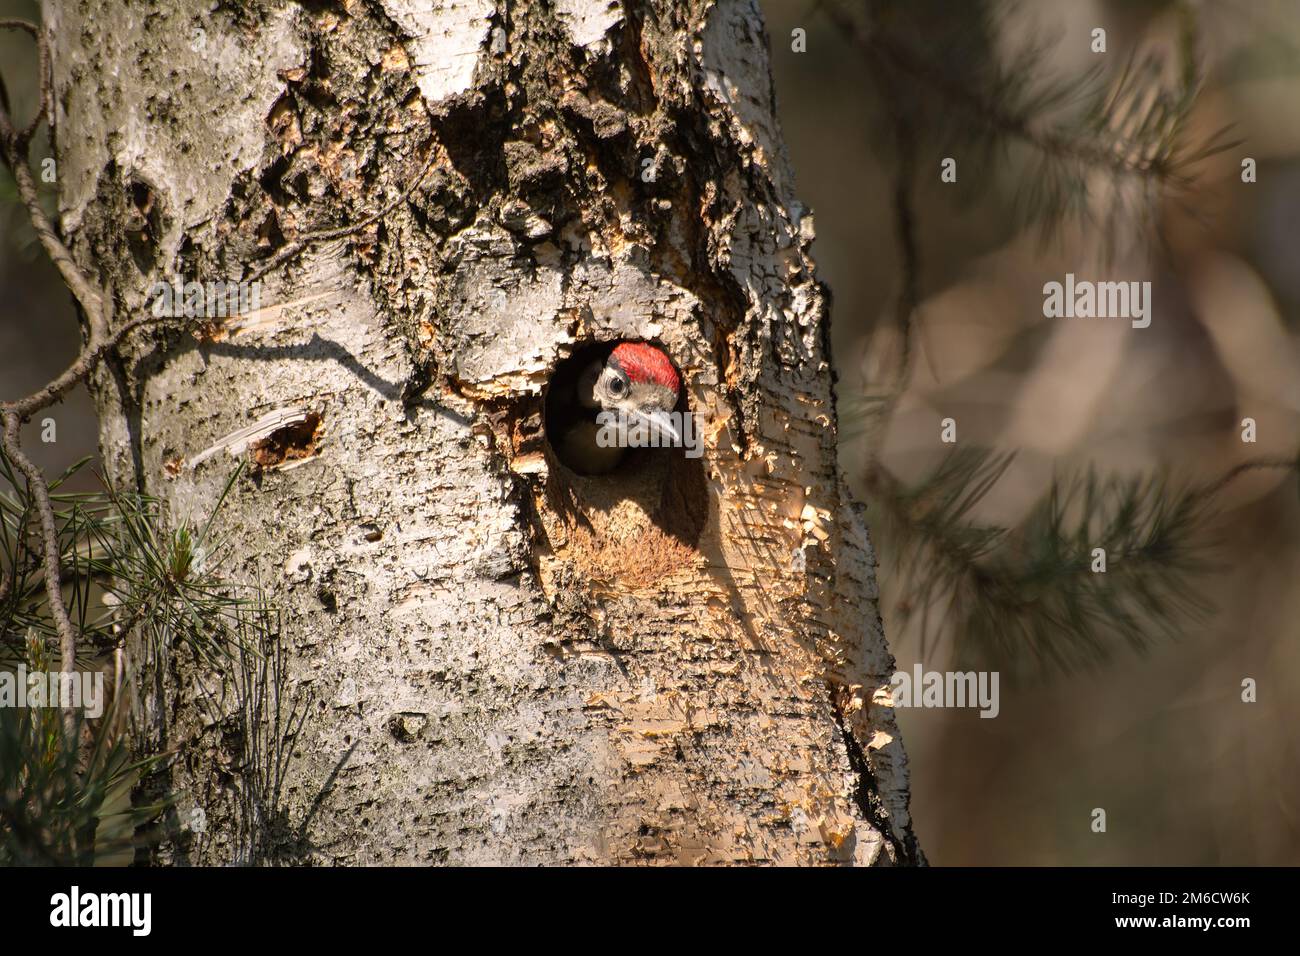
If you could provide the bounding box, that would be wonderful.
[630,408,680,447]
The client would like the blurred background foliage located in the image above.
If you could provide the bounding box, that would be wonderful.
[767,0,1300,863]
[2,0,1297,864]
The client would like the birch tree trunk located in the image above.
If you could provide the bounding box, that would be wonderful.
[48,0,923,865]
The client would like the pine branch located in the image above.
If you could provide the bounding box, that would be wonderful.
[0,633,167,865]
[0,451,291,862]
[820,0,1240,256]
[865,448,1298,678]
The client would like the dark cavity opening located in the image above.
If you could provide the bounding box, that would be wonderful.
[543,342,707,548]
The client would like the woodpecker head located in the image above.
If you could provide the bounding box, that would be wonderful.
[577,342,681,445]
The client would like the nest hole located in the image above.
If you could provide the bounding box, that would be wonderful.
[541,343,708,558]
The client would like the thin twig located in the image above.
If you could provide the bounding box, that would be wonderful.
[0,309,178,416]
[0,43,104,339]
[889,109,918,384]
[0,22,111,732]
[859,24,927,446]
[1197,456,1299,501]
[0,18,48,144]
[1,412,76,731]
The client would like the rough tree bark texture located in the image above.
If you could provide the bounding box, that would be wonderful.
[49,0,923,865]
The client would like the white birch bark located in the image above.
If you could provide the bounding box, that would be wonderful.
[48,0,922,865]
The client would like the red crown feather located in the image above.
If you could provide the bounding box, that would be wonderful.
[609,343,680,394]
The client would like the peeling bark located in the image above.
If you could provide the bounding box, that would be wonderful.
[52,0,922,865]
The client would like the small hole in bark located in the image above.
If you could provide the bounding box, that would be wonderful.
[125,176,162,275]
[257,210,286,251]
[317,587,337,612]
[250,412,323,470]
[540,343,708,582]
[386,713,426,743]
[129,179,153,212]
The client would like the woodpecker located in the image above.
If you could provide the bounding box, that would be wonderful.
[557,342,681,475]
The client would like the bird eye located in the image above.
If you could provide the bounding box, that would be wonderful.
[608,375,626,396]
